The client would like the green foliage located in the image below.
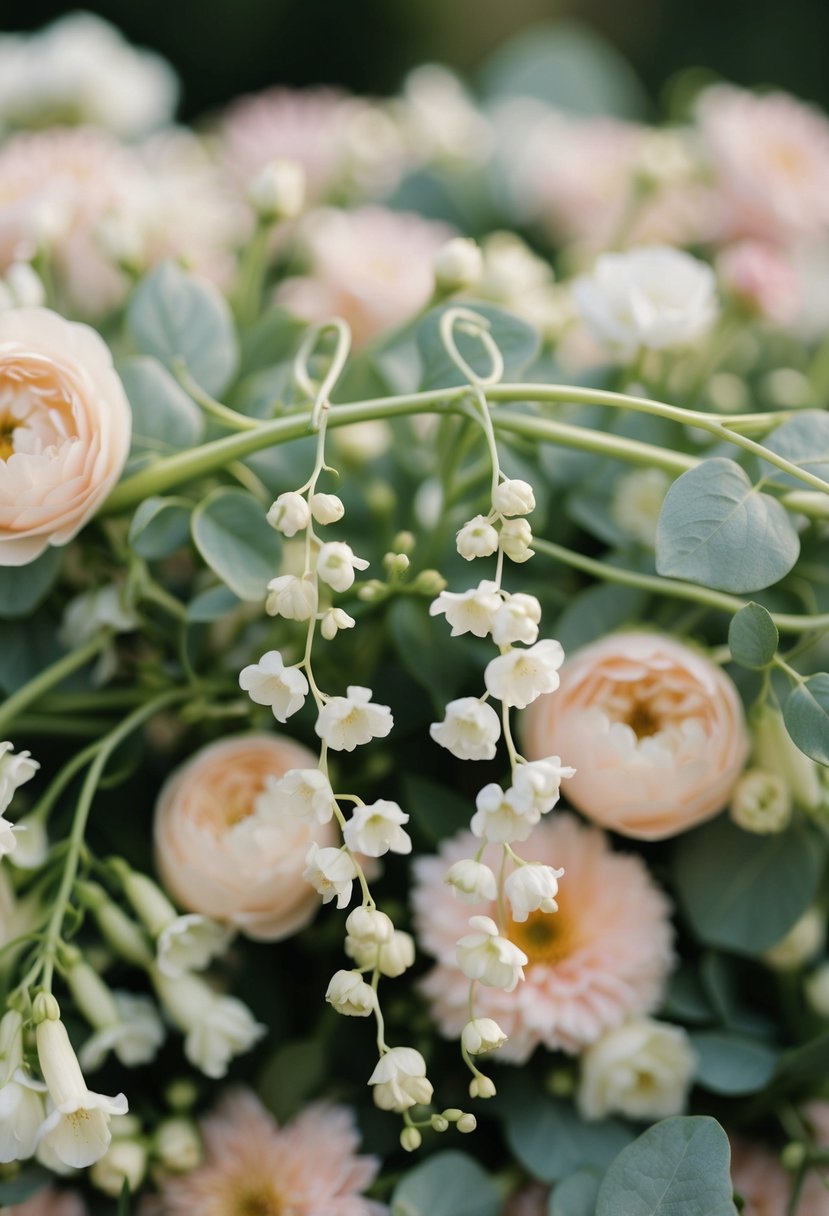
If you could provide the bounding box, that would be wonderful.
[673,815,826,955]
[0,615,62,694]
[0,548,61,619]
[554,583,648,654]
[655,459,800,593]
[186,584,242,622]
[417,302,540,390]
[689,1030,779,1095]
[258,1037,327,1123]
[549,1169,603,1216]
[391,1151,500,1216]
[760,410,829,490]
[594,1117,738,1216]
[783,675,829,766]
[0,1170,51,1205]
[388,597,481,709]
[728,603,779,670]
[128,497,191,560]
[191,487,281,601]
[127,262,239,397]
[119,355,206,455]
[403,773,472,844]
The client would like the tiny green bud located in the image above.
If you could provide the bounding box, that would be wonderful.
[32,992,60,1024]
[400,1126,422,1152]
[441,1108,464,1123]
[456,1113,477,1133]
[430,1114,449,1132]
[392,531,415,555]
[781,1142,808,1172]
[547,1067,576,1098]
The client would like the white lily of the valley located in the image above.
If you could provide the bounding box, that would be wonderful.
[239,650,309,723]
[0,742,39,817]
[498,518,534,563]
[456,915,528,991]
[256,768,336,825]
[316,541,369,592]
[456,515,499,560]
[470,783,539,844]
[315,686,393,752]
[445,858,498,902]
[512,757,576,814]
[368,1047,434,1112]
[79,992,165,1072]
[342,800,412,857]
[461,1017,508,1056]
[151,969,265,1080]
[504,863,565,922]
[156,914,233,978]
[429,580,503,638]
[325,970,377,1017]
[266,491,311,537]
[265,574,318,620]
[491,593,542,647]
[492,478,536,517]
[34,997,128,1169]
[485,639,565,709]
[429,696,501,760]
[303,843,358,908]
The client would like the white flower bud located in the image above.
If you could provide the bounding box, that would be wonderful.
[457,1111,478,1130]
[317,542,370,592]
[750,704,827,814]
[491,593,542,647]
[499,517,534,563]
[368,1047,433,1111]
[247,158,306,222]
[433,237,483,292]
[325,970,377,1017]
[267,492,311,538]
[492,478,536,517]
[484,639,564,709]
[265,574,318,620]
[456,515,499,561]
[320,607,356,640]
[154,1116,202,1172]
[90,1138,147,1198]
[730,768,792,834]
[377,931,416,978]
[445,858,498,902]
[461,1018,507,1056]
[400,1126,422,1152]
[345,907,395,946]
[763,907,826,971]
[468,1075,497,1099]
[310,493,345,525]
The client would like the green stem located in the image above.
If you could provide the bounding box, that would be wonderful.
[11,715,118,738]
[532,536,829,636]
[173,360,261,432]
[0,632,112,739]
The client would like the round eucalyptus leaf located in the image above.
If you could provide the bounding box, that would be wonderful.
[191,488,280,602]
[783,675,829,766]
[728,603,778,669]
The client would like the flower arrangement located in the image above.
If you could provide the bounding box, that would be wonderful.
[1,12,829,1216]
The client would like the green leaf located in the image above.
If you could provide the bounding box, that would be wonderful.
[388,597,479,710]
[119,355,205,453]
[479,19,648,118]
[655,459,799,593]
[402,773,472,844]
[258,1038,326,1123]
[674,815,825,955]
[661,966,715,1026]
[771,1029,829,1095]
[501,1088,634,1184]
[127,262,238,396]
[0,548,61,619]
[690,1031,779,1095]
[595,1117,738,1216]
[0,1168,51,1204]
[187,585,242,622]
[0,615,63,694]
[417,302,540,390]
[118,1178,132,1216]
[728,603,778,670]
[191,488,281,602]
[783,675,829,766]
[128,497,191,560]
[760,410,829,490]
[555,583,647,654]
[549,1169,603,1216]
[391,1151,500,1216]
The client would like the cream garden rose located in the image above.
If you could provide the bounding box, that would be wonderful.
[154,734,337,940]
[0,307,131,565]
[522,632,749,840]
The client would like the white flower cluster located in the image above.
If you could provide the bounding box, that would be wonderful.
[428,462,574,1099]
[0,741,39,859]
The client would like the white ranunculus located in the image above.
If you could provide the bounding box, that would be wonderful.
[315,686,393,751]
[238,651,309,723]
[325,969,377,1017]
[316,541,369,592]
[577,1018,696,1121]
[266,491,311,537]
[256,768,336,825]
[265,573,318,620]
[504,863,565,922]
[342,799,412,857]
[368,1046,433,1112]
[573,246,718,357]
[429,697,501,761]
[303,843,358,909]
[485,639,565,709]
[456,915,528,992]
[456,515,499,561]
[445,858,498,902]
[429,580,503,638]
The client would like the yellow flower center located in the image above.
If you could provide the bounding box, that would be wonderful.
[237,1189,283,1216]
[0,416,15,461]
[625,702,659,739]
[509,907,574,968]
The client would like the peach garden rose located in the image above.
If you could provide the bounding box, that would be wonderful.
[154,733,337,941]
[0,306,131,566]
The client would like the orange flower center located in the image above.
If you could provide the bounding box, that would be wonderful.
[237,1189,283,1216]
[0,416,15,461]
[508,907,575,968]
[625,701,659,738]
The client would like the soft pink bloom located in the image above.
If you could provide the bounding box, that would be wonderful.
[0,127,143,315]
[5,1189,87,1216]
[155,1088,385,1216]
[275,206,453,347]
[412,814,674,1060]
[522,632,749,841]
[154,734,337,941]
[0,307,131,566]
[717,240,800,324]
[730,1123,829,1216]
[697,84,829,244]
[502,1183,549,1216]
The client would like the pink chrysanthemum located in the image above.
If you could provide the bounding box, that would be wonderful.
[6,1188,87,1216]
[412,814,674,1061]
[155,1089,386,1216]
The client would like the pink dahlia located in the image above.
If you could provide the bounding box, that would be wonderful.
[155,1089,385,1216]
[412,814,674,1060]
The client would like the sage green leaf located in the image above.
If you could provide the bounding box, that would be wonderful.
[674,815,825,955]
[0,548,60,620]
[595,1117,738,1216]
[388,597,479,710]
[119,356,205,453]
[402,773,472,844]
[191,488,280,602]
[128,262,238,396]
[0,1170,51,1205]
[760,410,829,489]
[783,675,829,766]
[391,1151,499,1216]
[128,498,191,560]
[417,302,540,390]
[728,603,778,669]
[0,616,63,694]
[655,458,799,593]
[555,583,647,654]
[549,1169,602,1216]
[690,1031,779,1095]
[187,585,241,623]
[502,1088,634,1183]
[258,1038,327,1123]
[772,1029,829,1095]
